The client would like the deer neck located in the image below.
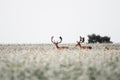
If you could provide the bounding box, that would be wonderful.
[78,43,82,47]
[76,43,82,48]
[55,44,59,49]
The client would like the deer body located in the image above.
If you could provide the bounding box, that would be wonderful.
[51,36,69,50]
[76,41,92,50]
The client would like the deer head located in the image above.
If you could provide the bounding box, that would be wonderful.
[51,36,68,50]
[76,36,84,47]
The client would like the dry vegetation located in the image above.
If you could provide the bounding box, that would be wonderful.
[0,43,120,80]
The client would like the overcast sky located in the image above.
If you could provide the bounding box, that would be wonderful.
[0,0,120,43]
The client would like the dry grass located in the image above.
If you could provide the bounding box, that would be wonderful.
[0,43,120,80]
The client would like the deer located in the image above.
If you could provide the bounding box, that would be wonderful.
[76,36,92,50]
[51,36,69,50]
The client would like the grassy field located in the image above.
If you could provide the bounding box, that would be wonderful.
[0,43,120,80]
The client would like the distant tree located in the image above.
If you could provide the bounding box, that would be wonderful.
[88,33,112,43]
[88,34,98,43]
[101,36,111,43]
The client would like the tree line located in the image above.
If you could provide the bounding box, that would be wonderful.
[87,33,112,43]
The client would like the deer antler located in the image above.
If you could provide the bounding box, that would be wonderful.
[58,36,62,43]
[51,36,54,43]
[80,36,85,42]
[51,36,62,44]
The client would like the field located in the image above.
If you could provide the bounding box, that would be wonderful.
[0,43,120,80]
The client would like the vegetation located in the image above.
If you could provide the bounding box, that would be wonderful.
[0,44,120,80]
[88,33,112,43]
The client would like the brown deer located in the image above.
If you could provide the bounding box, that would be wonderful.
[76,36,92,50]
[51,36,69,50]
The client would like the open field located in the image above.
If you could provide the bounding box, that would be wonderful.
[0,43,120,80]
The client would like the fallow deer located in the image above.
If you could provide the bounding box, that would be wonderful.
[76,36,92,50]
[51,36,69,50]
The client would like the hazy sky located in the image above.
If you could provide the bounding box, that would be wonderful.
[0,0,120,43]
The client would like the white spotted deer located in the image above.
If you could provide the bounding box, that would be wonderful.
[51,36,69,50]
[76,36,92,50]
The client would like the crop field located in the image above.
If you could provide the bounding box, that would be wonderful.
[0,43,120,80]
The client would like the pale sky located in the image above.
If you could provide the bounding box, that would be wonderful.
[0,0,120,43]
